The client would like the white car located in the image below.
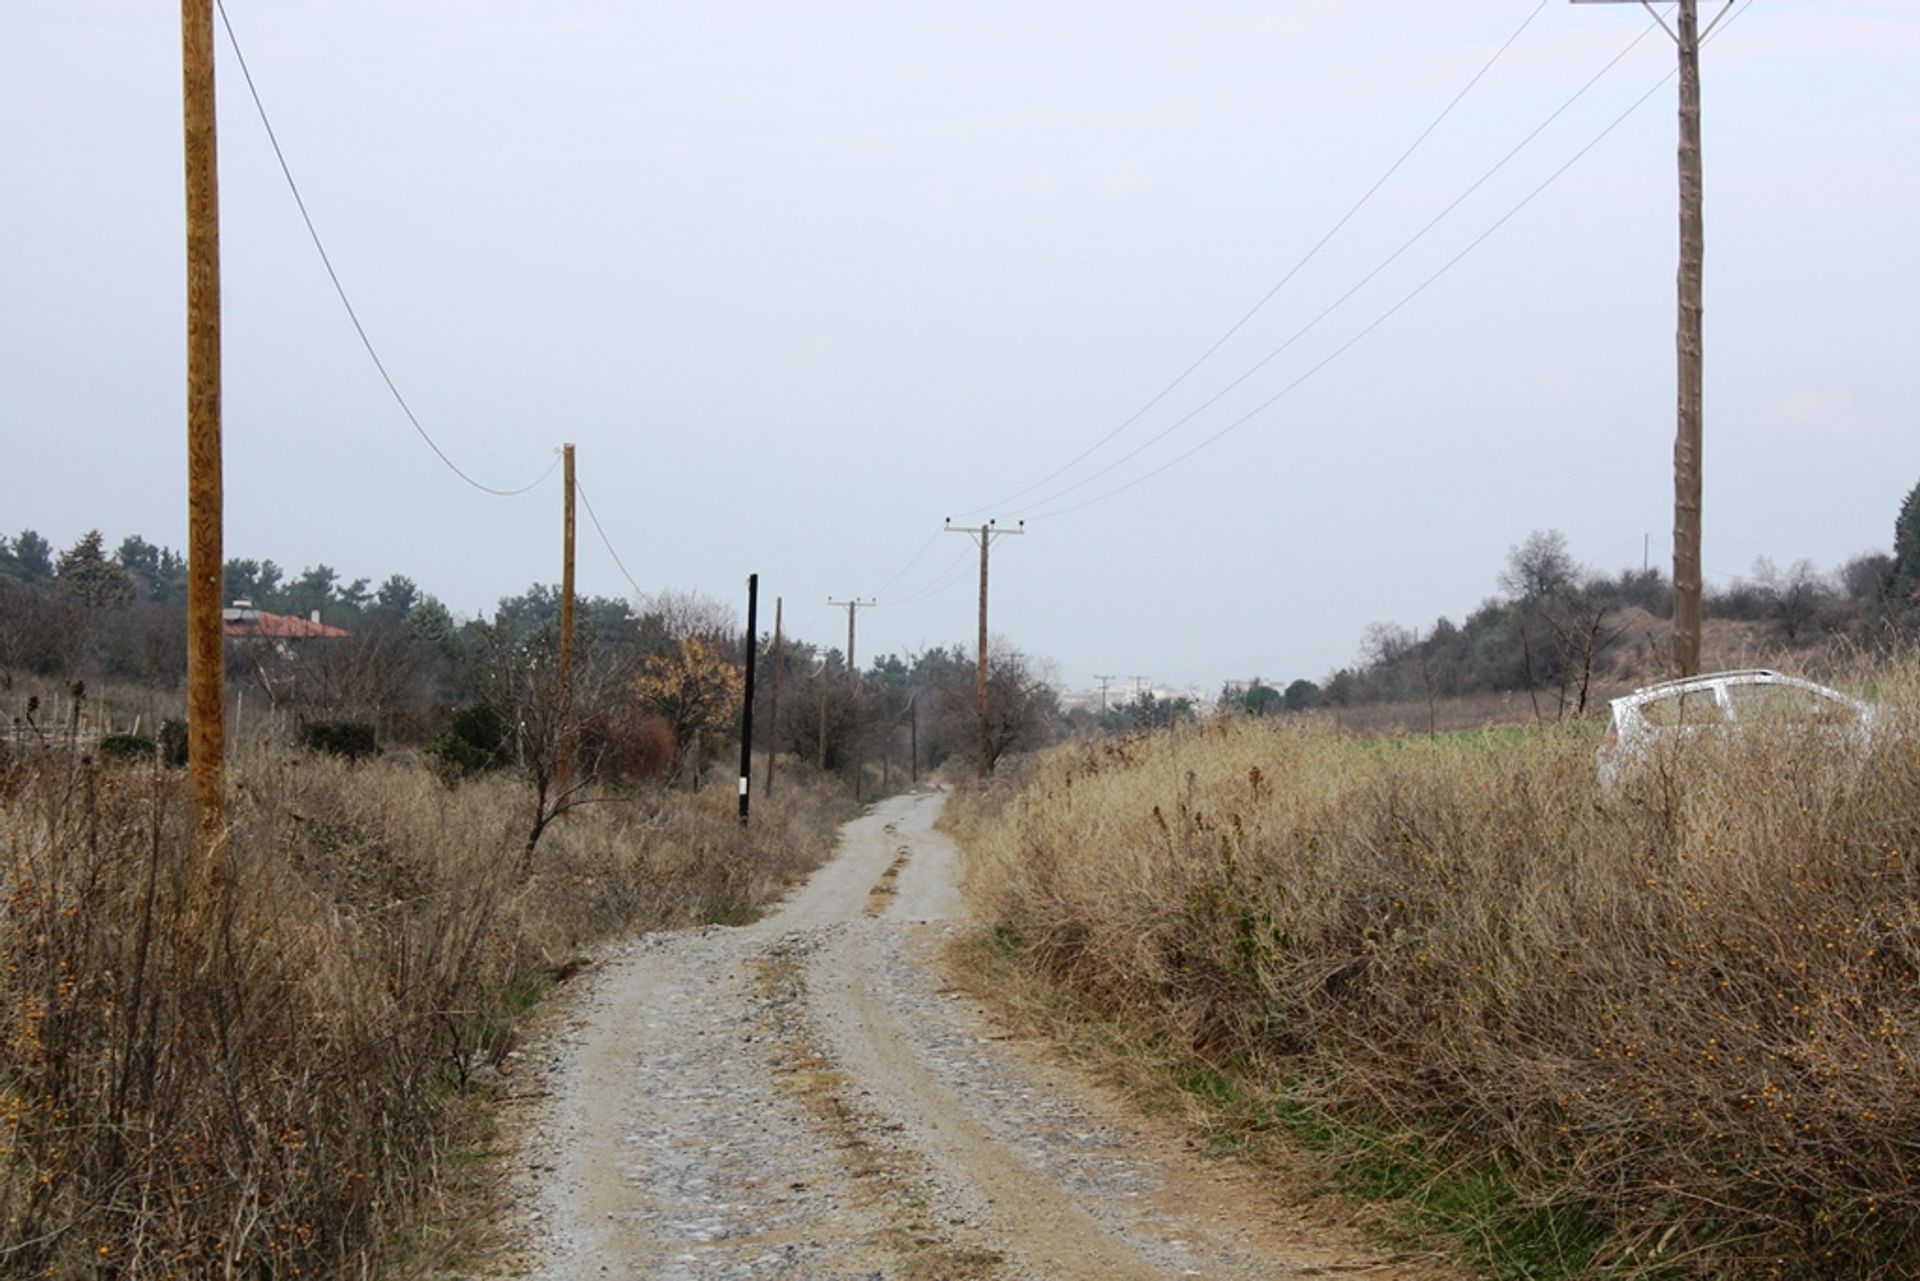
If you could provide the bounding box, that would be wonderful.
[1595,668,1875,788]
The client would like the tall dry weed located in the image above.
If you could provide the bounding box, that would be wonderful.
[0,747,844,1277]
[966,663,1920,1277]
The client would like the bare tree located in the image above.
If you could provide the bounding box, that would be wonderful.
[473,617,631,863]
[1839,552,1893,605]
[1499,530,1578,604]
[981,646,1061,770]
[241,616,431,732]
[1361,622,1419,703]
[1560,600,1627,717]
[1752,557,1834,643]
[640,590,736,653]
[1497,531,1626,721]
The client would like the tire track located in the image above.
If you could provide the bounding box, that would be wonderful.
[506,789,1444,1280]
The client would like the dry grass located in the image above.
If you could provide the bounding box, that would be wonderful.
[960,660,1920,1278]
[0,744,844,1278]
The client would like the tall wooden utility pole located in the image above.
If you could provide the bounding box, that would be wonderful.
[826,597,874,798]
[1574,0,1726,675]
[737,573,758,825]
[1671,0,1705,677]
[556,443,577,791]
[1094,674,1116,715]
[763,596,782,798]
[182,0,225,837]
[945,519,1024,786]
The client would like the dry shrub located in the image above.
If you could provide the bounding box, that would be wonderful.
[966,661,1920,1277]
[577,711,678,783]
[0,748,843,1277]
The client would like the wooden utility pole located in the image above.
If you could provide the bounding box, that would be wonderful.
[556,443,576,791]
[826,597,874,799]
[909,692,918,784]
[945,519,1024,785]
[1574,0,1725,675]
[1094,673,1116,715]
[1672,0,1705,676]
[763,596,782,798]
[737,573,758,825]
[182,0,225,838]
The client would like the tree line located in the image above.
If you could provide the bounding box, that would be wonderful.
[0,526,1065,808]
[1335,478,1919,720]
[1213,478,1920,723]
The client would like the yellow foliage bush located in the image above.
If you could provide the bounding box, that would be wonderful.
[634,636,744,753]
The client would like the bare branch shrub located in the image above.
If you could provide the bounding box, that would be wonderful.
[0,749,844,1276]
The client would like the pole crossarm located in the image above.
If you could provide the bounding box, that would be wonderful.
[825,597,876,670]
[1637,1,1678,44]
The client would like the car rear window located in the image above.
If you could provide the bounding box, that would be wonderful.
[1726,683,1861,727]
[1637,690,1728,726]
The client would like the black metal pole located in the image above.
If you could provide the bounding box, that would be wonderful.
[738,573,758,825]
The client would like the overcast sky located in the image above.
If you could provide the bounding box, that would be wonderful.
[4,2,1916,693]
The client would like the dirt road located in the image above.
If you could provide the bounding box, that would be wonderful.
[507,789,1425,1279]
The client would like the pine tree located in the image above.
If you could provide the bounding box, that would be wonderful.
[55,530,136,609]
[1893,478,1920,609]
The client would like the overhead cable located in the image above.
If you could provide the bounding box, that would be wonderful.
[1006,11,1661,519]
[866,526,945,599]
[875,545,975,608]
[216,0,557,497]
[950,0,1552,519]
[1024,55,1712,523]
[1016,0,1753,521]
[574,478,647,600]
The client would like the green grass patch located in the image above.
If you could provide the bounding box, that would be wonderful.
[702,901,763,927]
[1162,1047,1612,1279]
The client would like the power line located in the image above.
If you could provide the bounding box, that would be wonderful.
[216,0,557,498]
[950,0,1552,520]
[1005,11,1661,520]
[867,526,945,599]
[792,599,834,648]
[1020,3,1754,524]
[875,545,975,607]
[574,478,646,599]
[1025,55,1703,523]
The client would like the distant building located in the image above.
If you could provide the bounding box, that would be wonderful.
[1058,687,1106,714]
[1059,683,1211,714]
[221,598,348,641]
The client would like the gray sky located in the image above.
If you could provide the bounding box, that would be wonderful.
[5,2,1916,692]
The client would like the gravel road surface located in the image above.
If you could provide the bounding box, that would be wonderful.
[503,789,1435,1280]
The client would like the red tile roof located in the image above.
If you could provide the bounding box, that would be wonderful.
[222,610,349,640]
